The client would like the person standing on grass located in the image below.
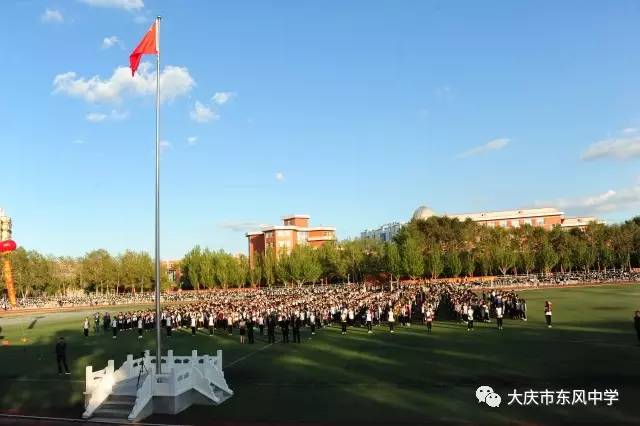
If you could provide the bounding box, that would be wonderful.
[293,314,301,343]
[426,307,433,333]
[56,337,71,375]
[340,310,348,335]
[545,301,553,328]
[366,309,372,334]
[466,306,474,331]
[247,315,255,344]
[83,317,89,337]
[258,314,264,336]
[191,314,197,336]
[388,308,395,333]
[208,312,214,336]
[310,311,317,335]
[521,299,527,321]
[94,313,100,334]
[137,317,143,339]
[166,314,172,337]
[239,317,246,344]
[634,311,640,344]
[496,304,504,331]
[267,314,276,344]
[111,317,118,338]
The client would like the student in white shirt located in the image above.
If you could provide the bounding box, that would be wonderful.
[496,304,504,330]
[166,315,172,337]
[426,309,433,333]
[388,309,395,333]
[366,310,372,333]
[83,318,89,338]
[545,301,553,328]
[137,318,143,338]
[466,307,474,331]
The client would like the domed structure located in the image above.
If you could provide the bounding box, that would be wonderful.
[412,205,436,221]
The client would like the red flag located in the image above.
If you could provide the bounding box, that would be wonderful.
[129,22,158,76]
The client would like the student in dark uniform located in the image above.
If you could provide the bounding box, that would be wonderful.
[55,337,70,375]
[239,318,246,344]
[292,315,301,343]
[281,315,289,344]
[247,317,255,344]
[634,310,640,344]
[267,314,276,344]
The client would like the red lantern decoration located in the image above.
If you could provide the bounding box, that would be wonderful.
[0,240,16,253]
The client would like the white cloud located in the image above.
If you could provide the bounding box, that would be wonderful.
[218,221,268,233]
[41,9,63,23]
[212,92,236,105]
[53,63,195,104]
[581,129,640,161]
[187,136,198,146]
[133,14,151,24]
[160,140,171,152]
[73,139,86,145]
[85,109,128,122]
[79,0,144,11]
[275,171,285,182]
[538,185,640,215]
[459,138,510,158]
[189,101,218,123]
[102,36,120,49]
[434,86,455,101]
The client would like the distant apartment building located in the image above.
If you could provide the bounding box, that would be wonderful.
[361,205,601,241]
[360,222,404,242]
[246,214,336,266]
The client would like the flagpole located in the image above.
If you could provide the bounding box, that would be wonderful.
[154,15,162,375]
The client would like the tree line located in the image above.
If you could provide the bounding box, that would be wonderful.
[0,249,169,298]
[180,216,640,288]
[2,216,640,296]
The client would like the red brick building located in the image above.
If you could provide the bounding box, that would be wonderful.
[246,214,336,266]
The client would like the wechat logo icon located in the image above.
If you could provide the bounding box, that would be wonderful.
[476,385,501,408]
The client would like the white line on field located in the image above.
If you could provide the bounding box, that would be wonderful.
[225,343,273,368]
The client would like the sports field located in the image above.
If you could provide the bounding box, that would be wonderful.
[0,284,639,425]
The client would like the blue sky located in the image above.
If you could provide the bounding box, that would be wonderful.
[2,0,640,259]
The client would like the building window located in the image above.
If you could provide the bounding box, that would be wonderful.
[499,220,508,227]
[523,218,532,226]
[511,220,520,228]
[297,231,308,245]
[536,218,545,226]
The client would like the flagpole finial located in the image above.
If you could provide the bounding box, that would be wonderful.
[157,16,162,20]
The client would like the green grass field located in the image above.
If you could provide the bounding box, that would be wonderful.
[0,284,639,424]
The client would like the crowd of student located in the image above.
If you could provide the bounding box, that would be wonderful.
[5,269,640,312]
[78,282,564,345]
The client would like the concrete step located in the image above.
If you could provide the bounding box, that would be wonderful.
[92,407,131,419]
[100,400,134,410]
[106,394,136,403]
[89,417,132,424]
